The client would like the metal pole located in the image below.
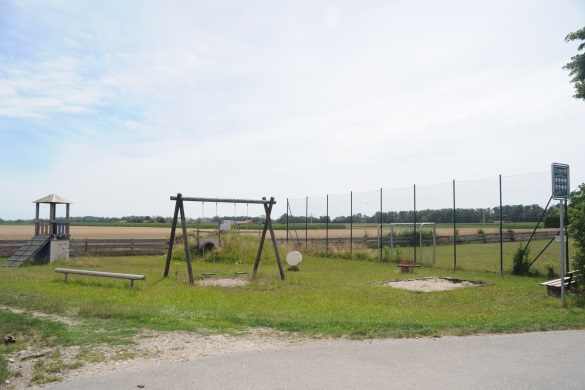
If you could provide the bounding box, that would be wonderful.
[560,200,566,303]
[414,184,417,263]
[500,175,503,276]
[286,198,289,244]
[453,180,456,271]
[350,191,353,256]
[565,199,570,272]
[305,196,308,249]
[326,194,329,252]
[379,188,383,260]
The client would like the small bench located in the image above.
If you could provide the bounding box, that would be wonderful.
[540,271,578,297]
[397,260,422,273]
[55,268,146,287]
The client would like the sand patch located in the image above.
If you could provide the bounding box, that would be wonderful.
[196,278,249,287]
[375,277,489,292]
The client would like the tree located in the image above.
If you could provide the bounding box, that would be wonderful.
[563,27,585,101]
[568,183,585,299]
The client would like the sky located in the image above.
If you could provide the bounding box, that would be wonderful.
[1,0,584,220]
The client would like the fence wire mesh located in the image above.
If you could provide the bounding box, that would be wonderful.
[284,171,570,274]
[169,171,568,275]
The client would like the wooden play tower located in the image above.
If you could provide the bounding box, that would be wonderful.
[2,194,72,267]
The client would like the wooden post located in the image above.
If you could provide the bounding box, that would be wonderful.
[35,203,40,236]
[266,197,285,280]
[50,203,56,236]
[253,201,270,279]
[253,197,284,280]
[164,193,182,278]
[66,204,70,235]
[179,198,195,284]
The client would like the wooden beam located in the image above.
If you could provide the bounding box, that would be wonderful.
[179,198,194,284]
[170,196,275,205]
[253,197,284,280]
[265,198,285,280]
[164,193,182,277]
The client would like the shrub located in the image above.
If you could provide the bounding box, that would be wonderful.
[542,263,557,279]
[507,228,515,242]
[381,246,391,263]
[511,245,532,276]
[568,183,585,302]
[544,207,561,228]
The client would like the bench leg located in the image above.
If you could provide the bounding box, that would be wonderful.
[130,279,134,288]
[64,274,68,283]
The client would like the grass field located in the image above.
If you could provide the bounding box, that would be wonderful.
[1,235,584,386]
[1,253,583,337]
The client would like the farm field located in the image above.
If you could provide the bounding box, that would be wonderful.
[0,225,173,240]
[0,224,555,240]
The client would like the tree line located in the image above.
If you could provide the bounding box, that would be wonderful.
[277,204,554,224]
[0,204,554,225]
[0,215,266,224]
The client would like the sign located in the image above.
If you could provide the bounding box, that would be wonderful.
[551,163,570,200]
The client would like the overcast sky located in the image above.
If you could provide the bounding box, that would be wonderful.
[1,0,584,220]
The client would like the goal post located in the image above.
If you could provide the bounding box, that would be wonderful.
[378,223,436,265]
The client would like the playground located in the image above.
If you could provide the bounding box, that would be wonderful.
[2,240,585,387]
[1,192,583,387]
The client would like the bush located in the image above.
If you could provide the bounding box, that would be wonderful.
[512,245,532,276]
[544,215,560,228]
[568,183,585,302]
[381,246,391,262]
[507,228,516,242]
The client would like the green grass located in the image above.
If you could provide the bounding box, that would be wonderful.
[1,239,584,385]
[1,246,584,337]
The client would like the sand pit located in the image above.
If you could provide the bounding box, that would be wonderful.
[375,277,489,292]
[196,278,249,287]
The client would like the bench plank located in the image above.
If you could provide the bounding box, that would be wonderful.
[55,268,146,287]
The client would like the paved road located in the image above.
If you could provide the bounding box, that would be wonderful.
[44,330,585,390]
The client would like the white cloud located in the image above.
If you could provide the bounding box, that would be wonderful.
[1,0,585,219]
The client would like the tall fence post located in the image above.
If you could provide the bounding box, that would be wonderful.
[326,194,329,252]
[565,198,570,272]
[500,174,503,276]
[414,184,417,263]
[379,188,383,260]
[560,200,566,303]
[305,196,308,249]
[453,180,457,271]
[350,191,353,256]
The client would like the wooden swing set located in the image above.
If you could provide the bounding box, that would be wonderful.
[164,193,285,284]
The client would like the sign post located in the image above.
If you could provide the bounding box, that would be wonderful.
[551,163,570,304]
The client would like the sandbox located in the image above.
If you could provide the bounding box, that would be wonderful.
[375,277,490,292]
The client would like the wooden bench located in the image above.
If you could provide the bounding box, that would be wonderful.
[540,271,578,297]
[55,268,146,287]
[397,260,422,273]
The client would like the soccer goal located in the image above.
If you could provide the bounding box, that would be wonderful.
[378,223,436,264]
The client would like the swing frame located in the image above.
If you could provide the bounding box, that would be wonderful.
[164,193,285,284]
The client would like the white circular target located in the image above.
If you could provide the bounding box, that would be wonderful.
[286,251,302,267]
